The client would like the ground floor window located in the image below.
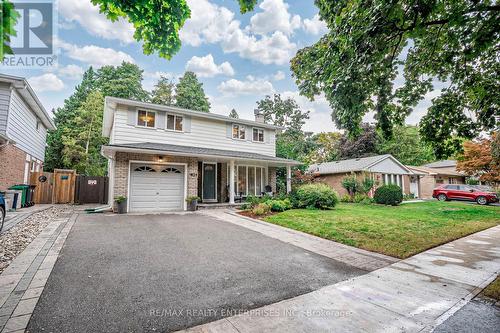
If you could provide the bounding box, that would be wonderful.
[382,173,403,187]
[230,165,266,196]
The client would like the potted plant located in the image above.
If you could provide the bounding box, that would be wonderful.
[115,196,127,214]
[186,196,200,211]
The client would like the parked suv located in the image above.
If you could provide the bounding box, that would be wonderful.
[0,194,5,232]
[433,184,499,205]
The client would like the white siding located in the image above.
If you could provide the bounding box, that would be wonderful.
[6,89,48,161]
[0,82,11,135]
[369,158,409,174]
[112,106,276,156]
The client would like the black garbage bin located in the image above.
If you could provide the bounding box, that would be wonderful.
[27,185,36,206]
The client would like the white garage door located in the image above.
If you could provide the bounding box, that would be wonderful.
[129,164,185,212]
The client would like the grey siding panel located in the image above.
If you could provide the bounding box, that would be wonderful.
[0,82,11,135]
[112,105,276,156]
[6,89,48,161]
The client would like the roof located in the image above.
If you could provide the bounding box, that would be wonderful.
[423,160,457,168]
[0,74,55,130]
[102,142,300,166]
[407,165,465,177]
[102,96,282,137]
[309,154,411,175]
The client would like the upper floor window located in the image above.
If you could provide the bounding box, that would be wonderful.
[232,124,245,140]
[166,114,183,131]
[253,128,264,142]
[137,110,156,128]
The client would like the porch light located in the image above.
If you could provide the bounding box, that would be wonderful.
[158,155,164,162]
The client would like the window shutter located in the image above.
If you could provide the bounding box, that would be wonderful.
[265,130,271,143]
[226,123,232,138]
[156,112,165,129]
[184,116,191,132]
[246,127,253,142]
[127,107,136,126]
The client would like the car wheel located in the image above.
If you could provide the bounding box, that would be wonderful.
[476,196,488,205]
[437,194,447,202]
[0,206,5,233]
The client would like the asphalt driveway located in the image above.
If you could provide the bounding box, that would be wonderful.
[27,213,365,333]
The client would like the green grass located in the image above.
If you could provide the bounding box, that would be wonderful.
[482,276,500,301]
[263,202,500,259]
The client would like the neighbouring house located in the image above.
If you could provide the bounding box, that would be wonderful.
[407,160,466,199]
[101,97,299,213]
[308,154,414,197]
[0,74,55,191]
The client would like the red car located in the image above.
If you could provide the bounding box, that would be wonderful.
[433,184,499,205]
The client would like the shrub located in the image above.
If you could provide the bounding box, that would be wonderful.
[252,203,271,216]
[360,177,375,194]
[353,193,369,203]
[341,176,359,196]
[295,183,338,209]
[267,198,292,212]
[340,194,352,203]
[245,195,262,208]
[374,185,403,206]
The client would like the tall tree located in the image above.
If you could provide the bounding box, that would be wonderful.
[457,133,500,183]
[151,76,175,105]
[291,0,500,158]
[377,126,435,166]
[306,132,342,164]
[44,68,98,171]
[337,124,380,160]
[175,71,210,112]
[229,109,239,119]
[255,94,310,135]
[96,62,148,101]
[0,0,18,57]
[61,91,108,176]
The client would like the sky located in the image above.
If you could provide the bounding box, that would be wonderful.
[1,0,438,133]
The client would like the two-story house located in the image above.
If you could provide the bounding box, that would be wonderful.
[0,74,55,191]
[101,97,299,212]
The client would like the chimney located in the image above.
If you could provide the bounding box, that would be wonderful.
[254,109,265,123]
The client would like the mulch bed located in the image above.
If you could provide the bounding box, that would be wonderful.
[0,206,73,274]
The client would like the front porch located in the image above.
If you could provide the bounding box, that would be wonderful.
[101,142,300,212]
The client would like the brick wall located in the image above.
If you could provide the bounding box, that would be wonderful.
[316,173,351,197]
[113,152,199,199]
[419,175,437,199]
[0,143,26,191]
[268,167,277,193]
[220,163,227,202]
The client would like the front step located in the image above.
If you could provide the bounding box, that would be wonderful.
[197,202,244,210]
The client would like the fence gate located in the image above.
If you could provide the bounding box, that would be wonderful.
[30,172,54,204]
[53,169,76,204]
[75,176,108,204]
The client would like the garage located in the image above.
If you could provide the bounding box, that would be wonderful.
[129,163,186,212]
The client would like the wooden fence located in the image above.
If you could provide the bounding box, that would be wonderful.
[30,170,108,205]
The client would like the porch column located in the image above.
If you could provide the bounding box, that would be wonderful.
[229,160,235,204]
[286,165,292,193]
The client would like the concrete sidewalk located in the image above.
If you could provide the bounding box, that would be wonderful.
[180,225,500,333]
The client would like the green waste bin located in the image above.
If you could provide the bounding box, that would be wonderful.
[9,185,30,208]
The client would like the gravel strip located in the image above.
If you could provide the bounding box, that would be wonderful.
[0,205,74,274]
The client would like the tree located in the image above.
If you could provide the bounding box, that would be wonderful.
[377,126,435,166]
[44,68,98,171]
[45,63,147,173]
[457,133,500,183]
[151,76,174,105]
[1,0,18,58]
[306,132,341,164]
[337,124,379,159]
[61,91,108,176]
[229,109,239,119]
[175,71,210,112]
[96,62,148,101]
[255,94,310,135]
[291,0,499,158]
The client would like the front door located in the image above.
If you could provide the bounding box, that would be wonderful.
[202,163,217,202]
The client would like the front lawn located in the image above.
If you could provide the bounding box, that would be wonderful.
[262,202,500,259]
